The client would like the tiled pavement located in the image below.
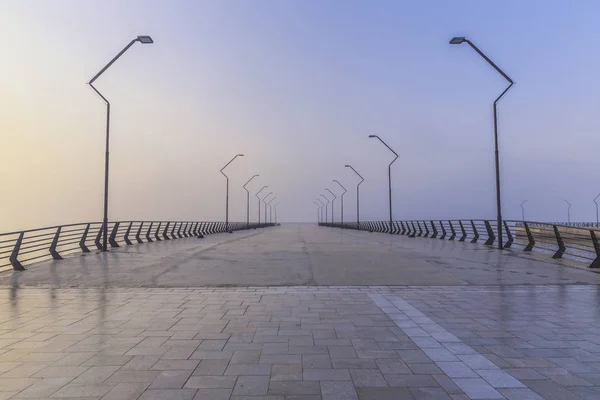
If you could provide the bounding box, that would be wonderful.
[1,285,600,399]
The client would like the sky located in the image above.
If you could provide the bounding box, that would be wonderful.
[1,0,600,231]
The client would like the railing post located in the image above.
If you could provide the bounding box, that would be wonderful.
[430,221,438,239]
[589,230,600,268]
[448,220,456,240]
[503,221,513,248]
[163,222,170,240]
[192,222,198,236]
[136,222,144,243]
[458,221,467,242]
[124,222,133,245]
[95,225,103,250]
[109,222,120,248]
[9,232,25,271]
[423,221,430,238]
[470,220,479,243]
[145,222,154,242]
[177,222,183,238]
[399,221,405,235]
[198,222,205,238]
[484,220,495,246]
[552,225,566,259]
[155,222,162,241]
[439,221,446,239]
[523,222,535,251]
[417,221,423,237]
[171,222,177,239]
[49,226,63,260]
[80,223,91,252]
[410,221,417,237]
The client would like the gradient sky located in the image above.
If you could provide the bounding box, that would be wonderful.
[1,0,600,231]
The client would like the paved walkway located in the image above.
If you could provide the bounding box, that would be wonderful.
[1,225,600,399]
[0,224,598,287]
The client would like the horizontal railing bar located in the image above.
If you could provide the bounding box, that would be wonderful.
[0,222,101,237]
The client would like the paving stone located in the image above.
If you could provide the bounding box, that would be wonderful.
[149,370,192,389]
[271,364,302,381]
[409,387,453,399]
[231,350,261,364]
[303,355,332,369]
[304,368,351,381]
[321,380,359,400]
[349,368,387,387]
[192,359,230,376]
[451,378,504,399]
[139,389,198,400]
[151,359,199,370]
[524,379,584,400]
[185,375,237,389]
[102,382,150,400]
[356,387,413,399]
[224,363,272,376]
[268,381,321,395]
[435,362,477,378]
[385,374,439,387]
[232,376,269,396]
[475,369,525,388]
[11,377,71,397]
[51,383,114,397]
[193,388,232,399]
[497,387,545,400]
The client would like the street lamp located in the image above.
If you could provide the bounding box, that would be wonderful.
[325,189,337,224]
[256,186,268,224]
[320,194,330,223]
[313,201,321,224]
[450,36,514,249]
[565,200,572,224]
[263,192,273,224]
[594,194,600,226]
[345,165,364,227]
[316,198,325,224]
[243,174,259,226]
[268,197,276,223]
[333,180,347,228]
[520,200,528,221]
[88,35,154,252]
[274,202,280,224]
[369,135,398,234]
[220,154,244,233]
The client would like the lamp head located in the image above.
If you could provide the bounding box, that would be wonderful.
[238,154,244,157]
[344,165,351,168]
[137,36,154,44]
[449,37,466,45]
[368,135,377,138]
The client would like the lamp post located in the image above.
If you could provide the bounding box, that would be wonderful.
[368,135,398,234]
[316,198,325,224]
[565,200,572,224]
[450,36,514,249]
[263,192,273,224]
[594,194,600,226]
[320,195,330,223]
[333,180,347,228]
[256,186,268,224]
[520,200,528,221]
[220,154,244,233]
[243,174,259,226]
[325,189,337,224]
[345,165,364,227]
[88,35,154,252]
[274,202,279,224]
[313,201,321,224]
[268,197,276,223]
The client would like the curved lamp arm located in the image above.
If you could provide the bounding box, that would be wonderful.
[345,165,364,187]
[368,135,398,167]
[221,154,244,180]
[243,174,259,194]
[333,180,347,196]
[325,188,337,201]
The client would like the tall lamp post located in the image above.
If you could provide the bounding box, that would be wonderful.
[243,174,259,226]
[565,200,572,224]
[274,202,280,224]
[268,197,276,223]
[325,189,337,224]
[313,201,321,224]
[594,194,600,226]
[520,200,528,221]
[263,192,273,224]
[316,199,325,224]
[333,180,347,228]
[450,36,514,249]
[256,186,268,224]
[320,195,330,223]
[368,135,398,234]
[345,165,364,227]
[88,35,154,252]
[220,154,244,233]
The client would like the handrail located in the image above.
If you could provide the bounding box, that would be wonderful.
[320,219,600,269]
[0,220,276,272]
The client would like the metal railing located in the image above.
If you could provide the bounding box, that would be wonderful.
[320,220,600,269]
[1,221,274,272]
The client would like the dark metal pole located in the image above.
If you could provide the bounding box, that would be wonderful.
[274,202,279,224]
[256,185,268,224]
[565,200,571,224]
[313,201,321,224]
[594,194,600,226]
[263,192,273,224]
[88,37,153,252]
[316,199,325,223]
[268,197,276,224]
[368,135,398,234]
[450,37,514,249]
[520,200,527,221]
[333,180,347,228]
[325,189,337,224]
[320,195,330,223]
[243,174,259,226]
[345,165,364,226]
[221,154,244,232]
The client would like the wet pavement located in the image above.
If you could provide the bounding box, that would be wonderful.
[1,225,600,399]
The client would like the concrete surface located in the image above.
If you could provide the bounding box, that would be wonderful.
[0,224,598,288]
